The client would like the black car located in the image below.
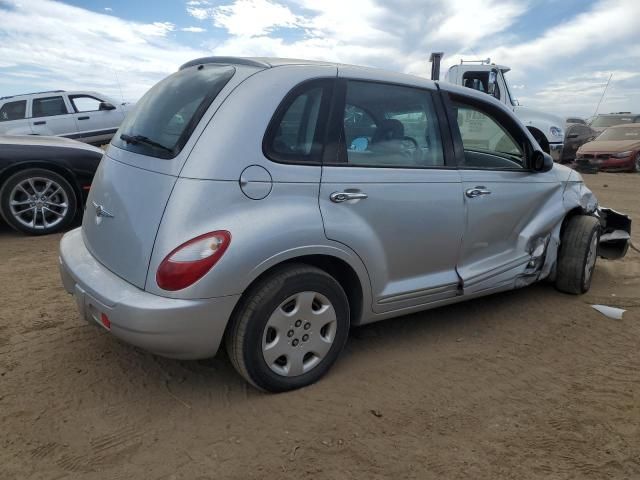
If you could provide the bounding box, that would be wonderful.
[0,135,103,235]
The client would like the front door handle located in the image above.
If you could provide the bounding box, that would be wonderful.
[465,186,492,198]
[330,191,368,203]
[78,116,90,120]
[33,121,46,125]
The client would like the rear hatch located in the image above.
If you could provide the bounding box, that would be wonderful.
[81,63,248,289]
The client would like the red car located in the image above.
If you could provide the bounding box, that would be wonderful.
[576,124,640,172]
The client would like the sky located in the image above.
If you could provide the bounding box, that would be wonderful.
[0,0,638,118]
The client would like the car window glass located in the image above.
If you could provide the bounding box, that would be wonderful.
[71,96,102,112]
[0,100,27,121]
[32,96,68,118]
[454,103,524,169]
[340,81,444,167]
[270,86,323,158]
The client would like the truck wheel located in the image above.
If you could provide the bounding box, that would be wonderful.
[0,168,78,235]
[226,264,350,392]
[555,215,600,294]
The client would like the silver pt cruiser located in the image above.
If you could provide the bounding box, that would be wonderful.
[59,57,631,392]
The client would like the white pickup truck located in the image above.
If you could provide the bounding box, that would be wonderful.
[445,60,565,162]
[0,90,132,145]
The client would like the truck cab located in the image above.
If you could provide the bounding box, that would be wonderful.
[446,61,565,162]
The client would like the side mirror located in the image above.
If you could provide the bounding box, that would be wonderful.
[99,102,116,111]
[487,70,499,98]
[531,150,554,172]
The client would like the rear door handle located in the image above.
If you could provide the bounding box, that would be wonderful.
[330,191,368,203]
[465,186,492,198]
[78,116,90,120]
[33,121,46,125]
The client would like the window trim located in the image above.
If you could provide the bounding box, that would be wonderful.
[0,99,27,122]
[31,95,70,118]
[442,91,534,172]
[262,78,335,166]
[324,78,454,170]
[68,94,106,113]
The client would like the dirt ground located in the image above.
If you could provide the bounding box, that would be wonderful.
[1,173,639,480]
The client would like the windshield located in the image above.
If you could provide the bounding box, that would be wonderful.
[590,115,635,128]
[112,65,235,159]
[597,127,640,141]
[501,71,518,106]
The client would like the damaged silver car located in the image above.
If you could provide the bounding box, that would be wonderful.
[59,57,632,392]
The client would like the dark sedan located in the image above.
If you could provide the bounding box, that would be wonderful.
[0,135,103,235]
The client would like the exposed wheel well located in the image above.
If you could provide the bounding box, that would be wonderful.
[527,127,550,154]
[0,162,82,207]
[230,255,364,332]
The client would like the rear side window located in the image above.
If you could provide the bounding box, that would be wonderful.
[264,79,333,164]
[112,65,235,159]
[0,100,27,121]
[336,80,444,168]
[32,96,68,118]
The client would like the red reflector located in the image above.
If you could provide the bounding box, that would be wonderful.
[101,313,111,330]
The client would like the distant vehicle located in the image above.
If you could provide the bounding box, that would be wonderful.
[562,123,597,163]
[588,113,640,135]
[576,123,640,172]
[0,135,103,235]
[566,117,587,125]
[0,90,132,145]
[444,58,565,162]
[59,57,630,392]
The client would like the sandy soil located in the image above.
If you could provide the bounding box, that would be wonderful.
[1,173,639,479]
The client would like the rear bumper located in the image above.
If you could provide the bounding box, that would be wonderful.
[59,228,240,359]
[549,142,564,162]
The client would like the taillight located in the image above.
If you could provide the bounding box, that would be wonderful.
[156,231,231,291]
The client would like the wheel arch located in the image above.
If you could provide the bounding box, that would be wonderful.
[527,126,550,154]
[0,161,83,206]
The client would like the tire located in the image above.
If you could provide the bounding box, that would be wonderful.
[226,264,350,392]
[555,215,600,294]
[633,153,640,173]
[0,168,77,235]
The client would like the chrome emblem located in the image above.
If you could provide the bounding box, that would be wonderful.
[92,201,114,219]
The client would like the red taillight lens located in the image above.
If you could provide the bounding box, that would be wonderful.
[156,231,231,291]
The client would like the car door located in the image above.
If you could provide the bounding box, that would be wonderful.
[68,94,124,141]
[0,99,32,134]
[29,95,78,136]
[319,74,465,313]
[444,91,563,295]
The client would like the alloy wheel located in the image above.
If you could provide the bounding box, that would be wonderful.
[9,176,69,231]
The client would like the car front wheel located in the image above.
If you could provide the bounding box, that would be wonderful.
[226,264,350,392]
[555,215,600,294]
[0,168,78,235]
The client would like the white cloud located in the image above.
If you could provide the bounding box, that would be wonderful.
[104,7,112,12]
[182,26,206,33]
[137,21,176,37]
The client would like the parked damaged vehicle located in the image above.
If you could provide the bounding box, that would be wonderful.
[576,124,640,172]
[59,57,632,392]
[562,122,597,164]
[0,135,103,235]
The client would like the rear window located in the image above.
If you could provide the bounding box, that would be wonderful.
[112,65,235,159]
[591,115,636,128]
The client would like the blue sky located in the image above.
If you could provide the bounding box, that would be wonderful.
[0,0,638,117]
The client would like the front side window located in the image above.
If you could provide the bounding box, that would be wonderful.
[264,79,332,164]
[70,95,103,112]
[112,65,235,159]
[0,100,27,121]
[32,96,68,118]
[453,102,524,169]
[338,81,444,168]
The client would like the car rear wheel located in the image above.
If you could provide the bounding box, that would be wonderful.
[226,264,350,392]
[555,215,600,294]
[0,168,77,235]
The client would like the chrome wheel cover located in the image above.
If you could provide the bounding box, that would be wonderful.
[9,177,69,230]
[584,233,598,286]
[262,291,337,377]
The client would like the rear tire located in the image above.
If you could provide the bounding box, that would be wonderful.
[555,215,600,294]
[226,264,350,392]
[0,168,77,235]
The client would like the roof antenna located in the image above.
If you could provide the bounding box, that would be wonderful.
[113,69,126,105]
[593,73,613,118]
